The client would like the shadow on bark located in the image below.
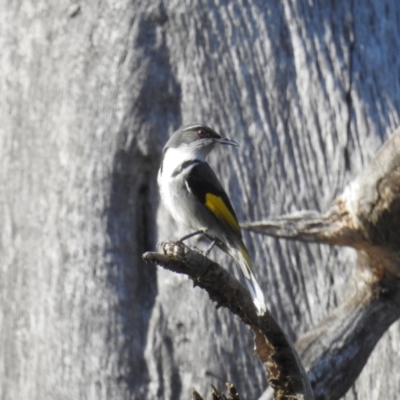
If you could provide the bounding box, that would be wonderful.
[105,2,182,394]
[106,147,158,394]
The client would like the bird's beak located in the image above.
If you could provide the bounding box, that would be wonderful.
[216,137,239,147]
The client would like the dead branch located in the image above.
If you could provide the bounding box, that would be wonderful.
[192,383,241,400]
[192,388,204,400]
[241,208,365,247]
[245,127,400,399]
[296,274,400,399]
[143,242,313,400]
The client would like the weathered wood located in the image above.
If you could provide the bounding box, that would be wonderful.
[211,383,241,400]
[143,242,313,400]
[246,127,400,399]
[243,127,400,258]
[1,1,400,399]
[192,388,205,400]
[241,209,364,247]
[192,383,241,400]
[296,276,400,400]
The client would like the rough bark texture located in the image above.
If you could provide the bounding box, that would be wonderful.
[192,383,241,400]
[144,242,313,400]
[246,128,400,400]
[1,1,400,400]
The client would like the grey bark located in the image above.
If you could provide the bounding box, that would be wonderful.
[144,242,313,400]
[246,128,400,399]
[1,1,400,400]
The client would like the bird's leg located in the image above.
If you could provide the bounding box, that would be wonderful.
[177,230,205,242]
[177,231,215,258]
[157,230,205,250]
[204,240,216,257]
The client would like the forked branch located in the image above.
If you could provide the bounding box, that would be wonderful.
[246,127,400,400]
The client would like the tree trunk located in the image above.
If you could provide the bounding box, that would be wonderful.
[1,1,399,400]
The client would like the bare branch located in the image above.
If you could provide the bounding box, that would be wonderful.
[192,383,241,400]
[211,383,240,400]
[192,388,204,400]
[241,208,365,247]
[148,128,400,400]
[254,127,400,400]
[244,127,400,260]
[296,274,400,399]
[143,243,314,400]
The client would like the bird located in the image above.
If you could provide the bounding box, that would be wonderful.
[157,124,266,315]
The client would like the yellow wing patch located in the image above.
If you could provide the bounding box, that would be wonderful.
[205,193,240,233]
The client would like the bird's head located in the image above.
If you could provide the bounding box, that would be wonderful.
[164,124,239,160]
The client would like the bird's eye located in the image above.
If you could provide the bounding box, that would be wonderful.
[197,129,207,138]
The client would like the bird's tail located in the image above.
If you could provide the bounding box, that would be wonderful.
[229,244,266,316]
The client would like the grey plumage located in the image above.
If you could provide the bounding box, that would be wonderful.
[158,124,266,315]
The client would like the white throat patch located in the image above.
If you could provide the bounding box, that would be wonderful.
[159,146,204,180]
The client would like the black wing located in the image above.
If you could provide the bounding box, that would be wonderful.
[186,162,241,235]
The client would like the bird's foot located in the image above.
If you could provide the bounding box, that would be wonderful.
[162,240,187,258]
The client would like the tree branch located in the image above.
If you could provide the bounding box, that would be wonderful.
[296,273,400,399]
[241,208,365,247]
[249,127,400,400]
[192,383,241,400]
[143,242,314,400]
